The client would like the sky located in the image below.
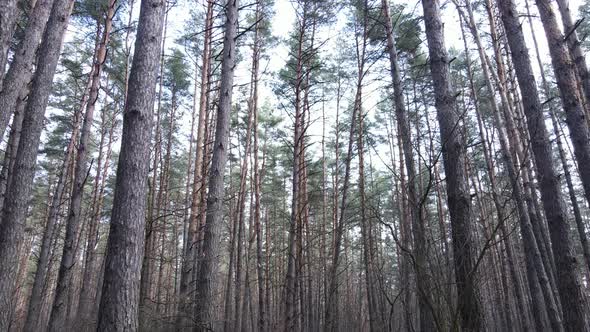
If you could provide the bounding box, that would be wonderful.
[163,0,585,76]
[150,0,587,168]
[47,0,587,176]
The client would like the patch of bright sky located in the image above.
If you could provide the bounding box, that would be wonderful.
[48,0,585,176]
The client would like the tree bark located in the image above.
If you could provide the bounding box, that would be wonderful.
[23,98,82,332]
[96,0,166,330]
[555,0,590,112]
[0,88,26,212]
[193,0,238,330]
[499,0,587,330]
[536,0,590,215]
[227,18,260,330]
[0,0,55,143]
[456,3,563,329]
[421,1,483,330]
[0,0,74,328]
[140,5,169,314]
[284,3,308,330]
[524,0,590,291]
[251,4,265,330]
[76,82,114,328]
[50,1,116,329]
[382,1,437,330]
[176,1,214,328]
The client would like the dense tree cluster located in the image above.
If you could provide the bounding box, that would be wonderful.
[0,0,590,331]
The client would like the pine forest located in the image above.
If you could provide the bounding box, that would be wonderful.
[1,0,590,331]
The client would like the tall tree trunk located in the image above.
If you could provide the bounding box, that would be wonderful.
[122,0,135,106]
[223,193,238,331]
[323,25,363,332]
[331,69,342,311]
[23,97,82,331]
[0,0,55,144]
[96,0,166,329]
[229,17,260,329]
[499,0,587,330]
[49,2,116,329]
[0,88,26,212]
[456,2,562,329]
[176,1,214,328]
[524,0,590,284]
[555,0,590,112]
[550,107,590,273]
[0,0,74,328]
[381,1,437,330]
[421,1,483,330]
[230,105,254,331]
[484,4,559,322]
[193,0,238,330]
[284,3,308,330]
[76,82,114,328]
[158,80,177,318]
[89,102,117,316]
[251,4,265,330]
[11,226,35,331]
[536,0,590,217]
[357,84,380,332]
[181,72,197,294]
[140,5,169,314]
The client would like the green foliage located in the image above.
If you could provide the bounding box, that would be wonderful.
[176,5,204,65]
[165,48,191,97]
[366,1,421,54]
[74,0,110,24]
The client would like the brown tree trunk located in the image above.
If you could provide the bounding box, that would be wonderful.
[284,3,308,330]
[193,0,238,330]
[228,16,261,330]
[421,1,483,330]
[49,2,116,329]
[456,2,562,329]
[0,88,26,212]
[140,6,169,316]
[382,1,437,330]
[536,0,590,217]
[96,0,166,329]
[0,0,55,143]
[323,24,364,332]
[231,102,255,331]
[0,0,74,328]
[357,83,381,332]
[223,196,238,331]
[251,4,265,330]
[86,100,117,321]
[24,94,84,330]
[524,0,590,287]
[122,0,135,106]
[76,81,115,328]
[550,107,590,273]
[499,0,587,330]
[555,0,590,112]
[176,1,214,328]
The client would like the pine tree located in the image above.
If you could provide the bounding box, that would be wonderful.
[499,0,587,330]
[193,0,239,330]
[96,0,166,329]
[0,0,75,328]
[422,0,483,330]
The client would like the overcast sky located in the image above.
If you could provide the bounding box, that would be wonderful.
[67,0,585,169]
